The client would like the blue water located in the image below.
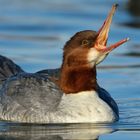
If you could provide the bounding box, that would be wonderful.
[0,0,140,139]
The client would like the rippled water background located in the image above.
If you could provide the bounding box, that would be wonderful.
[0,0,140,139]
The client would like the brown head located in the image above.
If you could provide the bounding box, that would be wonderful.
[59,4,129,94]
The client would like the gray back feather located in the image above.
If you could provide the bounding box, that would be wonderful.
[0,73,63,114]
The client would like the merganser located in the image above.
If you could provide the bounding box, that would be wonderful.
[0,4,129,123]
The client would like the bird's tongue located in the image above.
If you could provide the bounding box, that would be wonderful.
[94,4,129,53]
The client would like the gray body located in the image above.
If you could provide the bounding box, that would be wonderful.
[0,55,118,123]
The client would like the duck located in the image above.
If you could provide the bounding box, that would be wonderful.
[0,4,129,123]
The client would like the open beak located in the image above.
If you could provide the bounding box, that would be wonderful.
[94,4,129,53]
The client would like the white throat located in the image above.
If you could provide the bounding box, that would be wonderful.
[87,48,107,66]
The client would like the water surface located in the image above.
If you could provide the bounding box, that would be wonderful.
[0,0,140,139]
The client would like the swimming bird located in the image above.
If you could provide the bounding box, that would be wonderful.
[0,4,129,123]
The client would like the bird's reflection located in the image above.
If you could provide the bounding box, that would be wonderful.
[0,122,116,140]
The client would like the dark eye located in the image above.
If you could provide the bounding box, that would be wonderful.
[81,39,89,46]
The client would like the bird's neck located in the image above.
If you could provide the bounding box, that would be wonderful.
[59,65,97,94]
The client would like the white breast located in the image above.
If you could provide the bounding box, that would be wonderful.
[51,90,117,123]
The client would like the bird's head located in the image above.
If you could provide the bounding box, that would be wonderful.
[59,4,129,94]
[62,4,129,68]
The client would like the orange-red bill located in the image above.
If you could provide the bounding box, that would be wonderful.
[94,4,129,53]
[101,38,130,53]
[96,4,118,46]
